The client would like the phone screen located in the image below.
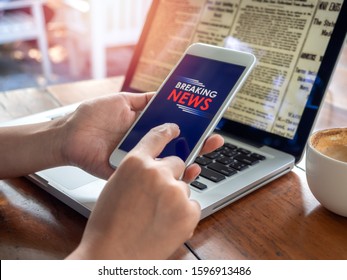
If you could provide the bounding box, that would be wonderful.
[119,54,246,161]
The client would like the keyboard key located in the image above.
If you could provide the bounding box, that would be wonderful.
[229,160,249,171]
[221,149,238,157]
[204,151,220,159]
[200,168,226,182]
[208,162,237,177]
[195,156,212,166]
[224,143,238,150]
[216,156,234,165]
[251,153,266,160]
[234,154,259,165]
[191,180,207,190]
[236,148,252,154]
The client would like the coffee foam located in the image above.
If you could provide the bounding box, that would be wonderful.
[311,128,347,163]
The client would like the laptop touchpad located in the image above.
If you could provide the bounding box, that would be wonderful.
[37,166,99,190]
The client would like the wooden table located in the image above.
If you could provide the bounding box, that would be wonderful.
[0,45,346,260]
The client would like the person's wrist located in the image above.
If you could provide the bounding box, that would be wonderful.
[44,117,70,167]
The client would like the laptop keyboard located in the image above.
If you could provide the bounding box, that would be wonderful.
[191,143,266,190]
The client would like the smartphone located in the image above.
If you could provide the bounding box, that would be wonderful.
[109,43,256,168]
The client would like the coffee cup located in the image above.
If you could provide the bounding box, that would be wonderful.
[306,127,347,217]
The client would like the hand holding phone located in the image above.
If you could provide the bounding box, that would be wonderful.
[109,43,256,168]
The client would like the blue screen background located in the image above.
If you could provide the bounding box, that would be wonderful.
[119,54,246,161]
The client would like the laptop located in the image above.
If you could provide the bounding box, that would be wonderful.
[2,0,346,219]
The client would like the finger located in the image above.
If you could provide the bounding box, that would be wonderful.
[199,134,224,155]
[133,123,180,158]
[125,92,155,111]
[159,156,186,179]
[175,179,191,197]
[182,163,201,183]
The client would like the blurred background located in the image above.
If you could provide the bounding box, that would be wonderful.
[0,0,152,91]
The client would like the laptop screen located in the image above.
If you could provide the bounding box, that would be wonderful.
[122,0,347,161]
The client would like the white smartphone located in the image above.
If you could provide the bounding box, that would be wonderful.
[109,43,256,168]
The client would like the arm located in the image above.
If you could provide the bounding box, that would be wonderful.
[0,92,153,179]
[0,92,223,180]
[0,120,64,179]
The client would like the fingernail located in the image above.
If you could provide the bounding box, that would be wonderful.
[156,123,180,137]
[166,123,180,136]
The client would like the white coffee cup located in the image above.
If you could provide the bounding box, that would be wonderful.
[306,127,347,217]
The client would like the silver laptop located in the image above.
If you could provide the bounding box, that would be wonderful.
[2,0,346,219]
